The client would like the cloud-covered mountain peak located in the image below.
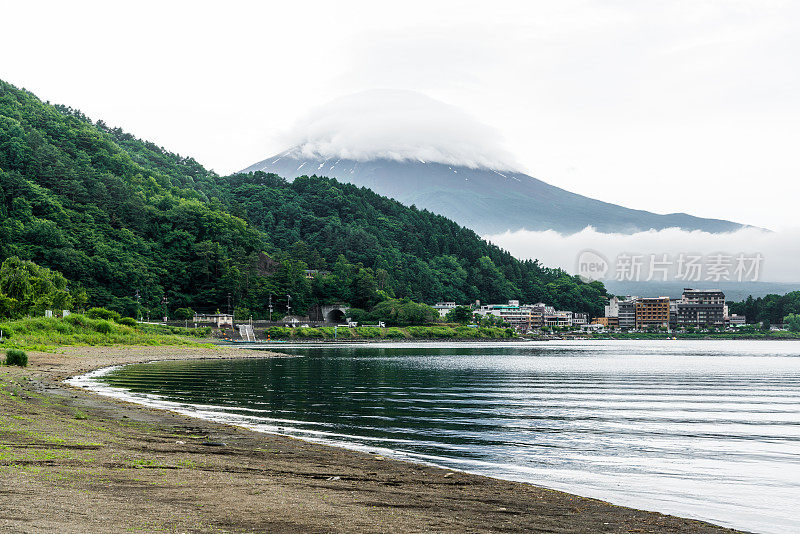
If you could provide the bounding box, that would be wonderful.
[279,90,522,172]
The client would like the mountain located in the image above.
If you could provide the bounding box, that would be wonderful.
[241,152,746,235]
[603,280,800,302]
[0,79,608,317]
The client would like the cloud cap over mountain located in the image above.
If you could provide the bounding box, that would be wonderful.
[280,90,522,171]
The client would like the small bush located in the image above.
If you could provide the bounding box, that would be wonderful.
[86,307,122,322]
[265,327,291,339]
[355,327,382,339]
[383,328,407,339]
[117,317,137,327]
[319,327,353,339]
[52,320,73,334]
[454,326,481,339]
[5,349,28,367]
[294,327,324,338]
[0,324,14,339]
[172,307,194,321]
[93,320,113,334]
[64,314,90,328]
[406,326,457,339]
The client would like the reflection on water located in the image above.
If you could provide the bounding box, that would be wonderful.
[93,340,800,534]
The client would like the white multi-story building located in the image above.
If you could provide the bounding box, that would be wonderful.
[475,301,533,327]
[475,301,587,330]
[544,311,573,328]
[432,302,458,318]
[728,314,746,327]
[605,297,620,318]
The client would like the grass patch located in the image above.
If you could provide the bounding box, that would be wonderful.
[0,315,211,350]
[261,325,516,340]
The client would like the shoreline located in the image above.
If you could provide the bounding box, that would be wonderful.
[215,335,800,349]
[1,344,744,533]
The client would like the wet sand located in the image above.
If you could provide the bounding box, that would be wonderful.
[0,345,744,533]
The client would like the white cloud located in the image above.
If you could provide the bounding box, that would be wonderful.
[487,226,800,283]
[2,1,798,228]
[279,90,522,171]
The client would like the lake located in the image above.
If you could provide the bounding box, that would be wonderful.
[76,340,800,533]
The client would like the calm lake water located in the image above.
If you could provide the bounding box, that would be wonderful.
[78,340,800,533]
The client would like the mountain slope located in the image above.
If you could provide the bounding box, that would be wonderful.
[0,79,608,317]
[242,152,745,235]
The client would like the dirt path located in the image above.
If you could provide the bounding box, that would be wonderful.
[0,345,744,533]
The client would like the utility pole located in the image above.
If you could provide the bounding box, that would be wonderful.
[227,293,232,315]
[268,294,273,322]
[135,289,141,321]
[161,296,169,322]
[286,294,292,316]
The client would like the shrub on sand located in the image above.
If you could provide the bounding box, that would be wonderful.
[5,348,27,367]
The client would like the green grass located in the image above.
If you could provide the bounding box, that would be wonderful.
[262,325,516,340]
[0,315,211,350]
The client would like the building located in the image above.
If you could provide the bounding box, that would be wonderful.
[573,312,589,326]
[592,316,619,328]
[670,300,679,328]
[604,296,637,330]
[192,313,234,327]
[544,311,573,328]
[303,269,330,280]
[675,288,726,327]
[635,297,670,329]
[605,297,620,318]
[432,302,458,318]
[473,301,590,331]
[527,302,555,315]
[728,314,746,327]
[618,299,637,330]
[524,303,554,329]
[476,301,533,328]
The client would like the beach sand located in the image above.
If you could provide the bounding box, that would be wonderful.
[0,345,743,533]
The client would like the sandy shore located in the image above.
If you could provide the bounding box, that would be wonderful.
[0,345,744,533]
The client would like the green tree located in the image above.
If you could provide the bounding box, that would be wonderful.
[445,305,474,324]
[0,257,83,318]
[173,307,194,320]
[368,298,439,326]
[785,314,800,332]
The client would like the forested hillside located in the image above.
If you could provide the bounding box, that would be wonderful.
[0,79,607,318]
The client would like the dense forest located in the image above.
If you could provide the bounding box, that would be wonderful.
[728,292,800,326]
[0,79,607,319]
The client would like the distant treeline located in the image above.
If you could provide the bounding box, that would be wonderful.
[728,291,800,325]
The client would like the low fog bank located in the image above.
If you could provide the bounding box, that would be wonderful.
[487,226,800,284]
[280,90,521,171]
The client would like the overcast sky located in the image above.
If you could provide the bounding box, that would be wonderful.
[2,1,798,230]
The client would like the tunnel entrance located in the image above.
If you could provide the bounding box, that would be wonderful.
[325,309,347,324]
